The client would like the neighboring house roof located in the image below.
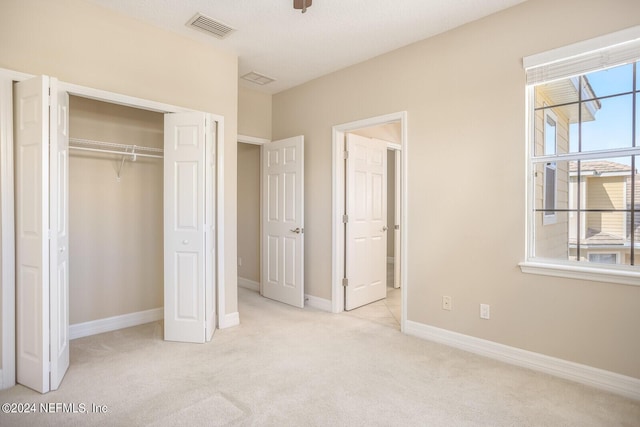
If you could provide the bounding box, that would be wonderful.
[569,160,633,176]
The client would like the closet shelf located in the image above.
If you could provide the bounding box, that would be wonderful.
[69,137,163,159]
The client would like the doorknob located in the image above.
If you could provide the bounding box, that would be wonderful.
[182,240,189,245]
[290,227,303,234]
[382,226,388,232]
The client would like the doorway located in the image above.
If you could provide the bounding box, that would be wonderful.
[331,112,407,331]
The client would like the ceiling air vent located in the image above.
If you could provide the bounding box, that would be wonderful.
[186,13,235,39]
[241,71,276,86]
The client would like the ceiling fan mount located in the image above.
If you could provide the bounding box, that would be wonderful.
[293,0,312,14]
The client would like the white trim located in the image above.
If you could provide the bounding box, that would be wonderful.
[238,276,260,291]
[305,294,332,312]
[238,134,270,145]
[69,308,163,340]
[523,25,640,69]
[405,320,640,401]
[519,261,640,287]
[219,312,240,329]
[332,111,408,334]
[0,76,16,390]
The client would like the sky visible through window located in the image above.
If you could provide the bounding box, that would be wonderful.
[568,62,639,165]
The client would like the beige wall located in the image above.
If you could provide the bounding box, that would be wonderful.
[238,86,272,139]
[237,143,261,283]
[0,0,239,341]
[68,96,164,324]
[272,0,640,378]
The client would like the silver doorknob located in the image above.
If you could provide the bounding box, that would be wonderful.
[382,226,388,232]
[290,227,302,234]
[182,240,189,244]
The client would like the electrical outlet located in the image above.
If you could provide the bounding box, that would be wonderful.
[480,304,490,319]
[442,296,452,311]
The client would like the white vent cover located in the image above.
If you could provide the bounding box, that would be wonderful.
[186,13,235,39]
[241,71,276,86]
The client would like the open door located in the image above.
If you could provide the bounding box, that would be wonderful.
[393,150,401,289]
[344,134,387,310]
[261,136,305,308]
[204,119,216,342]
[15,75,69,393]
[164,112,211,343]
[49,78,70,390]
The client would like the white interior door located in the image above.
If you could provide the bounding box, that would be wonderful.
[164,112,207,343]
[345,134,387,311]
[14,75,51,393]
[49,78,69,390]
[261,136,304,308]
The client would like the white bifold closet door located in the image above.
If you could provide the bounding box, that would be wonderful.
[164,113,216,343]
[15,75,70,393]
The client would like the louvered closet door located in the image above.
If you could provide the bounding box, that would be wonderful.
[164,112,207,343]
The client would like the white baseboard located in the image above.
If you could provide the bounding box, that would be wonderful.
[238,277,260,292]
[405,320,640,401]
[305,294,332,312]
[70,308,163,340]
[219,311,240,329]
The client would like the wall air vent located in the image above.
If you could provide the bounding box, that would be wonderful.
[186,13,235,39]
[241,71,276,86]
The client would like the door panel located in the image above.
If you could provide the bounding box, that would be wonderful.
[14,75,50,393]
[261,136,304,308]
[345,134,387,311]
[164,113,206,343]
[49,78,69,390]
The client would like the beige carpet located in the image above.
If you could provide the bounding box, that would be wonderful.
[0,287,638,426]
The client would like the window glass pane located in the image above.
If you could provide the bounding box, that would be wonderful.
[534,106,570,156]
[534,161,570,213]
[578,156,632,211]
[571,94,633,152]
[536,77,580,106]
[636,93,639,146]
[588,253,619,264]
[534,211,569,260]
[584,63,633,98]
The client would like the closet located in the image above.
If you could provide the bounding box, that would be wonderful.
[11,74,218,394]
[68,96,164,329]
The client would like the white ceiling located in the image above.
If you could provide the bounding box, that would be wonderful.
[87,0,526,94]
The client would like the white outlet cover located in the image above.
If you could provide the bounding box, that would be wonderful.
[480,304,490,319]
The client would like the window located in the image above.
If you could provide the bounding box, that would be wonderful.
[522,27,640,285]
[543,111,557,225]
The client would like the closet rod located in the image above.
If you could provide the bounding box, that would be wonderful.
[69,137,164,154]
[69,146,163,159]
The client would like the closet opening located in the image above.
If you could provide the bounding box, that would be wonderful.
[67,96,165,339]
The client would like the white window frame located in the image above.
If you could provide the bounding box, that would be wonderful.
[520,25,640,287]
[542,110,558,225]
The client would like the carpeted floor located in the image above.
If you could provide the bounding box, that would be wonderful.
[0,287,638,426]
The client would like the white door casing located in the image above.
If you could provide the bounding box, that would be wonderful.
[261,136,304,308]
[205,118,216,341]
[14,75,51,393]
[393,150,401,289]
[49,78,70,390]
[164,112,207,343]
[345,134,387,311]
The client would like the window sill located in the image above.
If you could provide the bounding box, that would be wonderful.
[519,261,640,287]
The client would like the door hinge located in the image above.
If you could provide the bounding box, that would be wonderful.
[343,150,349,160]
[342,214,348,224]
[394,224,400,230]
[342,277,349,287]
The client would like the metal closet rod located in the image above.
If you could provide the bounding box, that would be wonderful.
[68,137,164,159]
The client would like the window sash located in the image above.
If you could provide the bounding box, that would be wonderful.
[524,26,640,85]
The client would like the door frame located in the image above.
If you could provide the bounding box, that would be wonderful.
[331,112,408,331]
[0,68,226,389]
